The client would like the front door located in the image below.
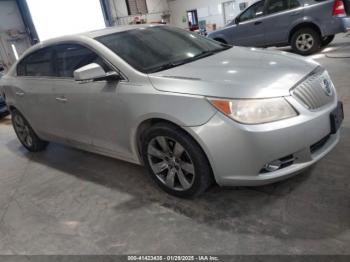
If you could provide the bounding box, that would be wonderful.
[228,0,266,46]
[51,43,112,145]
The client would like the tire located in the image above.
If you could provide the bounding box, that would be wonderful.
[291,28,321,55]
[11,109,48,152]
[141,123,213,198]
[321,35,335,47]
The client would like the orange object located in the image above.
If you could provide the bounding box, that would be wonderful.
[210,100,232,115]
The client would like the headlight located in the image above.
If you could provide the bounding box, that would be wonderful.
[208,97,298,124]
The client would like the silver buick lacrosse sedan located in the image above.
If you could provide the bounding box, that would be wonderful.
[0,25,343,197]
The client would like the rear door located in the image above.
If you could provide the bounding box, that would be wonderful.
[227,0,266,46]
[15,47,62,137]
[262,0,304,45]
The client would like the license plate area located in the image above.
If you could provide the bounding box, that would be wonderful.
[330,102,344,134]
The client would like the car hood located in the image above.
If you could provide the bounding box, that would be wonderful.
[148,46,319,99]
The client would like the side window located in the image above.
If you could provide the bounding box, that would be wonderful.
[239,1,265,22]
[54,44,110,78]
[17,48,54,77]
[266,0,301,14]
[289,0,302,9]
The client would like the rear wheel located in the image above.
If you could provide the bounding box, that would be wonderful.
[12,109,48,152]
[141,123,213,198]
[321,35,335,47]
[291,28,321,55]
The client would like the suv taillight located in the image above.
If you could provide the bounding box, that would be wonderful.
[333,0,346,17]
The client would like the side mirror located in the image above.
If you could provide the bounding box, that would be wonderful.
[235,17,240,25]
[74,63,120,82]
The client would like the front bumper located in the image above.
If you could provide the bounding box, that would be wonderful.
[187,97,340,186]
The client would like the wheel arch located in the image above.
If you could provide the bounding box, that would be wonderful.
[213,37,228,44]
[289,22,322,44]
[135,118,189,163]
[208,31,229,44]
[134,117,215,181]
[7,106,43,138]
[8,105,17,112]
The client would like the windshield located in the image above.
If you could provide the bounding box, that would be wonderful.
[96,26,231,73]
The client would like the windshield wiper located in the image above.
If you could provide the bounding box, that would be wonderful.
[148,48,230,73]
[147,60,188,73]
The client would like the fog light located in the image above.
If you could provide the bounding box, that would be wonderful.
[263,160,282,172]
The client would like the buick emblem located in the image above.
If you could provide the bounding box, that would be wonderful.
[321,79,332,96]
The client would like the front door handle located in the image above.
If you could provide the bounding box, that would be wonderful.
[15,91,25,97]
[254,21,262,25]
[55,96,67,103]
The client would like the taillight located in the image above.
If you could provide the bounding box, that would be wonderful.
[333,0,346,17]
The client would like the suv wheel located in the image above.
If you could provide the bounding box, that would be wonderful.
[12,109,48,152]
[291,28,321,55]
[141,123,213,198]
[321,35,335,47]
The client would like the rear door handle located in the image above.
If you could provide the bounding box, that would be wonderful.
[254,21,263,25]
[55,96,67,103]
[15,91,25,97]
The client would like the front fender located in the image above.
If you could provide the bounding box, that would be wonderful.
[208,31,229,43]
[129,95,217,164]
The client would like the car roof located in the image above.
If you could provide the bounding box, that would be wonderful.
[82,24,160,38]
[16,24,164,64]
[40,24,162,45]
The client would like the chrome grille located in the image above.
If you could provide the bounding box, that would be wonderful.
[291,68,335,110]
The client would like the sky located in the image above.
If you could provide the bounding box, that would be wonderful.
[26,0,106,41]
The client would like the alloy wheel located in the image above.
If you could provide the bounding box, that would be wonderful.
[147,136,195,191]
[296,33,314,51]
[13,114,33,147]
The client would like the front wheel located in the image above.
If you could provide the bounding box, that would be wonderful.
[12,109,48,152]
[141,123,213,198]
[291,28,321,55]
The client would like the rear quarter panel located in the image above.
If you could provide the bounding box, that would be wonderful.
[304,0,346,36]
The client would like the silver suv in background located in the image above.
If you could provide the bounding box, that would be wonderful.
[209,0,350,55]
